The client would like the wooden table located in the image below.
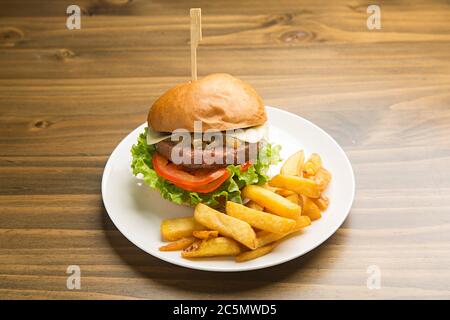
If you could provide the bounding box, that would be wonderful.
[1,0,450,299]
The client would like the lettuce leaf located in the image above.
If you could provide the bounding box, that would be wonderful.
[131,128,281,208]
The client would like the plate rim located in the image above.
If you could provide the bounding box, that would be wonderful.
[101,106,356,272]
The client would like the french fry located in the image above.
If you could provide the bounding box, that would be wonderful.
[263,184,295,197]
[314,167,332,192]
[269,174,320,198]
[311,195,329,211]
[281,150,305,176]
[262,184,278,192]
[303,153,322,176]
[301,195,322,221]
[246,200,264,211]
[235,243,277,262]
[285,193,300,205]
[274,188,295,197]
[297,151,305,177]
[242,185,301,220]
[161,216,205,241]
[194,203,257,249]
[159,237,196,251]
[193,230,219,240]
[255,231,285,248]
[255,216,311,247]
[293,215,312,230]
[226,201,296,234]
[280,150,305,176]
[182,237,241,258]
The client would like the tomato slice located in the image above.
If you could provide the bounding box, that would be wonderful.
[152,153,229,188]
[240,161,252,172]
[171,170,231,193]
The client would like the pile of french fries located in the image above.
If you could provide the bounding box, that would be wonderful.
[159,150,332,262]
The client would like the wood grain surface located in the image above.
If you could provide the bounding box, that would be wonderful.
[1,0,450,299]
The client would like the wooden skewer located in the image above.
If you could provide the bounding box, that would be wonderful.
[190,8,202,81]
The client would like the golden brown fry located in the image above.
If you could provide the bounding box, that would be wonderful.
[242,185,301,220]
[274,188,295,197]
[226,201,297,234]
[161,216,205,241]
[303,153,322,176]
[255,231,285,248]
[285,193,300,205]
[193,230,219,240]
[255,216,311,248]
[311,195,329,211]
[281,150,305,176]
[159,237,196,251]
[235,243,277,262]
[262,184,278,193]
[194,203,257,249]
[293,215,312,230]
[182,237,241,258]
[301,195,322,221]
[263,184,295,197]
[314,167,332,192]
[246,200,264,211]
[269,174,321,198]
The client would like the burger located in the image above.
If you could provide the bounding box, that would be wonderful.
[131,73,281,207]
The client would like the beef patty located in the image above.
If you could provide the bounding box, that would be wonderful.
[156,139,261,170]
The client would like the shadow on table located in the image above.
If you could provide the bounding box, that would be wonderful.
[101,207,344,298]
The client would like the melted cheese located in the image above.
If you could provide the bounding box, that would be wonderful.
[146,127,171,145]
[226,123,268,144]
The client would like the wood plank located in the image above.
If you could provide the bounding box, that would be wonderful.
[1,8,450,49]
[1,42,450,79]
[0,0,449,17]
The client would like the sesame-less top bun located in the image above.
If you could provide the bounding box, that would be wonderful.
[148,73,267,132]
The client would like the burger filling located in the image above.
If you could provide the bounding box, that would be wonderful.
[131,127,281,207]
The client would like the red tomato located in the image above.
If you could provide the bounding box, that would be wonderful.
[171,170,231,193]
[240,161,252,172]
[152,153,230,190]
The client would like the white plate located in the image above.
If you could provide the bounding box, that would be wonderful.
[102,106,355,272]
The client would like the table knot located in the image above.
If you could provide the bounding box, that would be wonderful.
[55,49,76,60]
[34,120,52,129]
[280,30,315,43]
[0,27,24,47]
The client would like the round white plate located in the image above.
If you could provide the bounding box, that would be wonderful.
[102,106,355,272]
